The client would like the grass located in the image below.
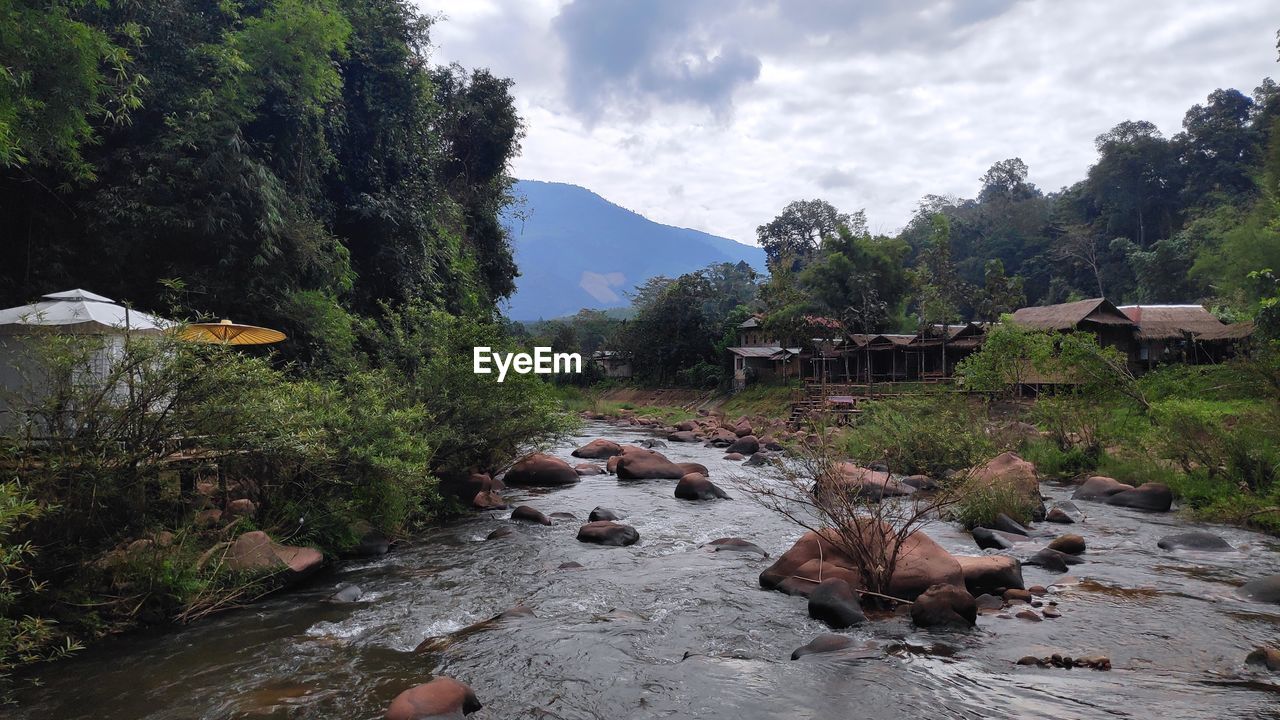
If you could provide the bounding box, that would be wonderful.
[719,381,799,419]
[950,483,1040,529]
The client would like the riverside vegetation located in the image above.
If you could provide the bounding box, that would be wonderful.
[0,0,573,696]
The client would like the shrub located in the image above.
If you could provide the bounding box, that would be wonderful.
[951,482,1040,529]
[1020,438,1097,478]
[839,392,995,477]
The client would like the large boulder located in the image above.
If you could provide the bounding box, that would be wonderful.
[674,473,732,500]
[1106,483,1173,512]
[226,531,323,578]
[726,435,760,455]
[503,454,580,487]
[577,521,640,547]
[385,677,481,720]
[967,452,1042,510]
[955,555,1024,595]
[732,419,754,437]
[674,420,698,432]
[910,584,977,629]
[1238,575,1280,604]
[823,464,916,501]
[572,439,623,459]
[678,462,710,476]
[616,452,687,480]
[706,429,739,447]
[807,578,865,628]
[668,430,700,443]
[760,524,963,601]
[1158,531,1234,552]
[1072,476,1134,501]
[511,506,552,526]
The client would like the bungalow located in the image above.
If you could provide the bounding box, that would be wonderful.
[1010,298,1140,364]
[591,350,632,379]
[728,316,802,389]
[1118,304,1253,367]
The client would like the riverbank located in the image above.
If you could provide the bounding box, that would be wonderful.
[13,419,1280,718]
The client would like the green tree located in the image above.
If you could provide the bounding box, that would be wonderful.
[756,199,855,272]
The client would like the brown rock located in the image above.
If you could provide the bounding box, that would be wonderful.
[1245,646,1280,671]
[574,463,605,476]
[1072,475,1134,501]
[616,452,687,480]
[576,521,639,546]
[511,506,552,525]
[967,452,1042,506]
[955,555,1024,595]
[1003,588,1032,603]
[723,452,745,461]
[226,531,323,578]
[1015,609,1042,621]
[504,454,580,487]
[911,584,977,628]
[572,439,623,459]
[226,498,256,518]
[385,677,481,720]
[1048,534,1086,555]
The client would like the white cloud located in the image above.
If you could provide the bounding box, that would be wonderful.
[420,0,1278,243]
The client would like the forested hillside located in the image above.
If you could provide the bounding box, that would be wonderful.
[1,0,521,361]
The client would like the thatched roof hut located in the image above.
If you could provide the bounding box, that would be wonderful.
[1010,298,1134,331]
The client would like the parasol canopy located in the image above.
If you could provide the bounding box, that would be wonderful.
[0,289,171,335]
[178,319,286,345]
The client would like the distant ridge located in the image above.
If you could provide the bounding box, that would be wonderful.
[502,179,767,320]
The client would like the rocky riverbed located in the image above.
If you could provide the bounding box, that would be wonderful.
[14,420,1280,719]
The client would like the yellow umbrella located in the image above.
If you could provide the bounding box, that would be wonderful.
[179,319,286,345]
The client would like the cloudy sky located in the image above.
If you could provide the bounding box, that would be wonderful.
[424,0,1277,244]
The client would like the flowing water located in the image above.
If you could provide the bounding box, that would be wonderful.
[15,421,1280,719]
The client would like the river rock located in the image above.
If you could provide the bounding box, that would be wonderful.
[572,439,623,459]
[511,506,552,525]
[967,452,1043,511]
[577,521,640,547]
[1238,574,1280,604]
[808,578,866,628]
[636,439,666,449]
[761,525,963,600]
[674,473,732,500]
[588,506,622,522]
[385,677,482,720]
[975,593,1004,611]
[1003,588,1032,603]
[1048,534,1086,555]
[743,452,775,467]
[992,513,1030,536]
[1246,646,1280,671]
[485,527,513,540]
[1157,531,1234,552]
[679,462,710,476]
[901,475,939,491]
[790,634,857,660]
[1105,483,1173,512]
[226,531,323,578]
[349,520,391,557]
[327,584,363,603]
[723,452,745,461]
[1045,501,1081,524]
[503,454,580,487]
[706,428,738,447]
[955,555,1024,595]
[911,584,977,629]
[558,561,584,570]
[616,452,687,480]
[1072,476,1134,501]
[438,471,507,509]
[1024,548,1084,573]
[825,464,916,501]
[733,419,754,437]
[668,430,700,443]
[227,498,256,518]
[706,538,768,557]
[727,435,760,455]
[575,463,606,476]
[971,527,1026,551]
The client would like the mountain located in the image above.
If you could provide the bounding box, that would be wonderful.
[502,180,767,320]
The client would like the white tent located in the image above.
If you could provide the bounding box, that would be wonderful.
[0,290,175,433]
[0,289,170,335]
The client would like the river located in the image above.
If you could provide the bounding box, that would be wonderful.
[15,421,1280,718]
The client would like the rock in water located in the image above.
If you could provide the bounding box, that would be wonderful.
[615,452,687,480]
[588,507,622,522]
[790,634,856,660]
[971,527,1024,551]
[577,521,640,547]
[571,439,623,459]
[1072,476,1134,501]
[705,538,768,557]
[1048,534,1086,555]
[511,506,552,525]
[727,435,760,455]
[955,555,1024,596]
[807,578,865,628]
[1238,575,1280,604]
[674,473,732,500]
[1157,532,1233,552]
[668,430,699,443]
[993,513,1030,536]
[327,584,363,603]
[911,584,977,629]
[503,454,580,487]
[1105,483,1173,512]
[226,531,323,579]
[1246,646,1280,671]
[385,677,481,720]
[1024,548,1084,573]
